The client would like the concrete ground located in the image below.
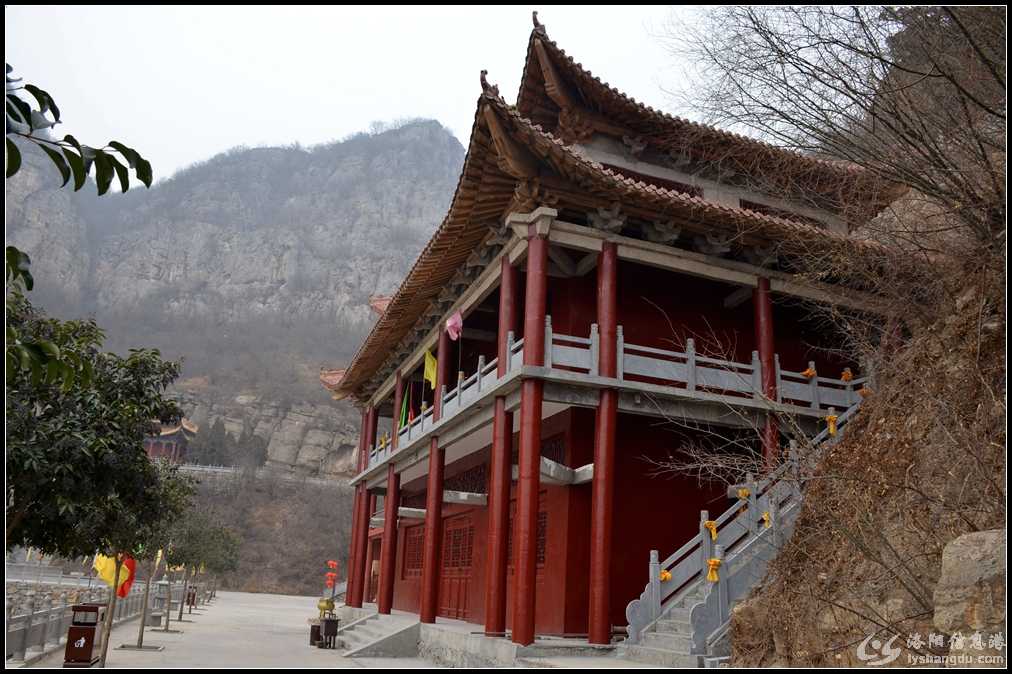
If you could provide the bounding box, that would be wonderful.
[28,591,434,668]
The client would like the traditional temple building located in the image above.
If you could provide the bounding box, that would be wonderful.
[144,418,198,463]
[326,15,888,658]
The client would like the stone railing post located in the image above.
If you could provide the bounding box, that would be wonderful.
[588,324,600,376]
[506,331,515,373]
[58,592,70,643]
[616,326,625,380]
[808,361,820,409]
[774,354,783,402]
[746,473,759,535]
[19,591,36,659]
[543,316,553,368]
[751,351,762,399]
[686,338,697,391]
[699,510,713,575]
[647,549,661,623]
[38,595,53,650]
[714,544,729,624]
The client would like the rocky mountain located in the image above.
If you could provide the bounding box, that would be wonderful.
[6,120,465,477]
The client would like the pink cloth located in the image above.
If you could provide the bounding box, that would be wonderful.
[446,310,463,341]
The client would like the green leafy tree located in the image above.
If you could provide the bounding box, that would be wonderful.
[131,461,196,649]
[6,63,154,390]
[161,508,241,623]
[6,63,152,192]
[5,291,183,555]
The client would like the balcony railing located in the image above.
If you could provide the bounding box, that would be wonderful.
[364,317,866,470]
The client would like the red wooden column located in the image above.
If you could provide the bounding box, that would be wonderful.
[512,209,553,646]
[350,406,379,606]
[484,255,517,636]
[347,407,370,607]
[377,462,400,614]
[753,277,779,464]
[374,370,404,613]
[588,240,618,644]
[363,493,378,602]
[419,328,451,623]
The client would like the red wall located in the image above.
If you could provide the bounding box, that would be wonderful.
[549,261,858,375]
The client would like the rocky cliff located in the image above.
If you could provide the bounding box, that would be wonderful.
[6,120,465,477]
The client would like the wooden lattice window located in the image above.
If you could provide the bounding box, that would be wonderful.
[402,525,425,578]
[511,434,566,466]
[444,464,487,494]
[441,519,475,570]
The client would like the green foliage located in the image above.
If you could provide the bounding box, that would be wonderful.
[164,507,241,574]
[5,290,183,557]
[134,460,197,560]
[5,247,93,393]
[6,63,153,194]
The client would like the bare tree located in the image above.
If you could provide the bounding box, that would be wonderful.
[650,6,1005,666]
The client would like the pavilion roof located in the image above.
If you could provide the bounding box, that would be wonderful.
[330,78,890,401]
[515,15,890,212]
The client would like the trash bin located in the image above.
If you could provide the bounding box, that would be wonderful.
[320,617,339,649]
[309,622,322,647]
[63,604,105,668]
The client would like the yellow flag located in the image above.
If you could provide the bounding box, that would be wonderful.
[93,554,123,590]
[424,350,438,390]
[155,549,163,567]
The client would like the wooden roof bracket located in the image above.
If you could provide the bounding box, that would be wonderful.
[483,105,540,178]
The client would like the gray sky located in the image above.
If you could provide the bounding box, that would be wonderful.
[5,5,697,181]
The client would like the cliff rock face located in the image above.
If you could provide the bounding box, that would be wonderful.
[6,121,465,476]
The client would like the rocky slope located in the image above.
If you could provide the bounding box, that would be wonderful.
[6,120,465,477]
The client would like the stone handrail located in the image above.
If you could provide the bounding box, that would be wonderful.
[625,400,862,649]
[365,318,866,470]
[3,580,180,662]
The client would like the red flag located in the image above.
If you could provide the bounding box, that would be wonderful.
[117,556,137,597]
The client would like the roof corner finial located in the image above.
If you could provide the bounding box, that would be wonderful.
[480,69,500,98]
[532,11,546,34]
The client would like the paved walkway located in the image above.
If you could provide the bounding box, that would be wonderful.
[30,591,433,668]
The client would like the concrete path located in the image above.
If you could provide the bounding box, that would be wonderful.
[29,591,435,668]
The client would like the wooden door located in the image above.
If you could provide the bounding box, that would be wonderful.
[438,514,475,620]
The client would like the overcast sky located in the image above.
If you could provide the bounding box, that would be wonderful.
[6,5,699,181]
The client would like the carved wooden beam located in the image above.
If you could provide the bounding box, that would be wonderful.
[723,286,754,309]
[534,39,576,110]
[483,106,540,178]
[588,202,626,233]
[641,220,682,244]
[547,245,577,276]
[575,252,599,276]
[693,232,733,256]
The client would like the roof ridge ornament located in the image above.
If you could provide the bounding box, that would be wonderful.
[480,69,500,98]
[532,11,546,34]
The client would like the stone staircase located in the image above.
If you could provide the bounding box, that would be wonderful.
[620,586,702,666]
[620,401,863,667]
[339,612,419,657]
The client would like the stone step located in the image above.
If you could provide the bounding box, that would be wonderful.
[655,617,690,634]
[621,644,700,668]
[674,590,704,606]
[660,607,692,623]
[352,623,383,639]
[641,631,692,652]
